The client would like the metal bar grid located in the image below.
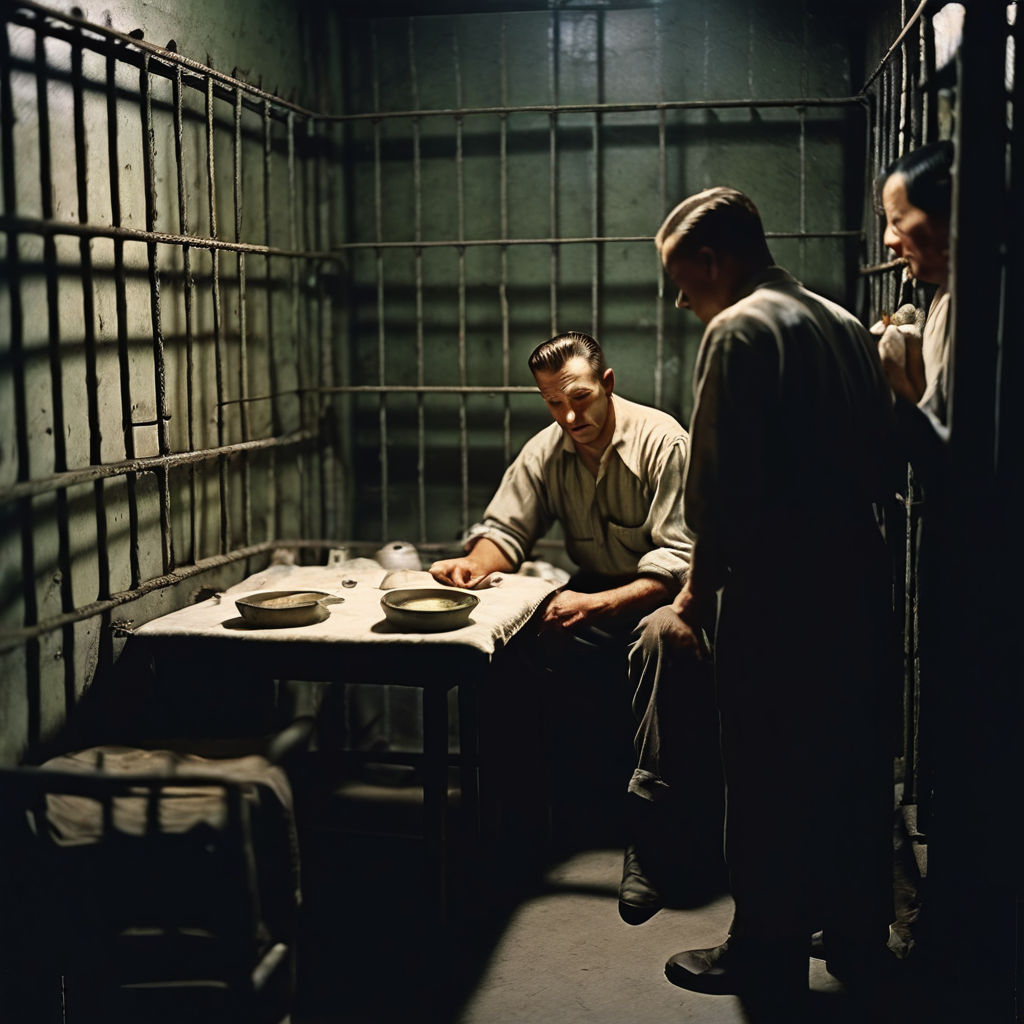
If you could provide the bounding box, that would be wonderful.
[1,3,339,677]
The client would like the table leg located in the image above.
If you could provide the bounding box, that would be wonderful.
[422,684,448,926]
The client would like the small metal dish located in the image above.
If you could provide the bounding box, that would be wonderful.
[379,587,479,633]
[234,590,344,628]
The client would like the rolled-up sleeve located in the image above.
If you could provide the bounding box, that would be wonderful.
[635,437,693,586]
[463,445,555,568]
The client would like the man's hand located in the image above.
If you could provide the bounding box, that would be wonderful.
[878,323,925,405]
[428,557,491,589]
[634,604,709,658]
[539,589,605,631]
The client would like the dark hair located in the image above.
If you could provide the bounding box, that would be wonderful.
[877,139,954,218]
[662,189,773,268]
[528,331,607,377]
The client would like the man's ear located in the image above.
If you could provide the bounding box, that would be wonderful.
[602,367,615,395]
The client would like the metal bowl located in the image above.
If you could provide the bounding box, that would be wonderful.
[235,590,344,628]
[379,587,479,633]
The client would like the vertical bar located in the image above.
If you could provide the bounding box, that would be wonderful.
[261,101,280,542]
[34,25,77,715]
[409,19,427,544]
[105,20,141,587]
[314,109,336,543]
[233,86,252,546]
[454,27,469,535]
[655,108,666,410]
[499,18,512,467]
[798,106,807,282]
[140,54,174,573]
[549,10,559,336]
[206,74,230,553]
[371,26,389,541]
[591,12,603,337]
[71,21,110,604]
[286,111,308,539]
[3,18,43,741]
[173,67,199,565]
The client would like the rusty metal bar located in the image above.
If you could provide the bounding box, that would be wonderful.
[173,65,199,566]
[0,431,318,504]
[141,52,175,574]
[549,15,559,337]
[104,36,142,589]
[331,230,861,251]
[454,27,469,535]
[410,19,427,543]
[372,27,389,542]
[206,73,230,553]
[71,16,111,613]
[327,95,867,122]
[262,99,281,540]
[0,213,340,260]
[655,106,666,409]
[234,85,253,546]
[499,19,512,468]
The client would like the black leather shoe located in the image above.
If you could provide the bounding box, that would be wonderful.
[617,843,663,925]
[665,937,810,998]
[665,941,741,994]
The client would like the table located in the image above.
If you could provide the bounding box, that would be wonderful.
[131,561,558,921]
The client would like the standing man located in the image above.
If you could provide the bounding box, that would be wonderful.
[430,331,722,919]
[650,188,898,1013]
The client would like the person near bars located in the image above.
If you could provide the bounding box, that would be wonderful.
[649,186,899,1014]
[429,330,724,920]
[874,139,953,487]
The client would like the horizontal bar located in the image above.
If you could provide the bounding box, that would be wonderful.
[326,95,869,123]
[0,429,317,503]
[859,257,908,276]
[219,385,540,406]
[0,215,340,262]
[333,230,863,252]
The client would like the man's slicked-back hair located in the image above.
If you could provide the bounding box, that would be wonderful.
[656,186,773,268]
[876,139,954,219]
[528,331,607,378]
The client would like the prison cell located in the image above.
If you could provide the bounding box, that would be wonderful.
[1,0,1023,1017]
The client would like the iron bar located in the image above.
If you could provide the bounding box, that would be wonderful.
[499,19,512,468]
[411,20,427,544]
[372,30,389,542]
[141,53,175,574]
[71,17,112,609]
[234,85,253,547]
[207,74,230,554]
[0,216,858,252]
[325,96,867,122]
[455,26,469,535]
[173,65,199,566]
[0,213,340,260]
[0,431,318,504]
[655,106,666,409]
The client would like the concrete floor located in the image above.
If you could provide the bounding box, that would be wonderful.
[293,833,924,1024]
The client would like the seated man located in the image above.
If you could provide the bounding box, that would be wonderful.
[429,330,723,922]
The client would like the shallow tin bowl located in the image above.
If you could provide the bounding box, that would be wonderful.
[379,587,479,633]
[235,590,344,628]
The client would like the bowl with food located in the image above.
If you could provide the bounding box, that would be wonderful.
[379,587,479,633]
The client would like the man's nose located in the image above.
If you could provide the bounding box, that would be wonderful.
[675,290,689,309]
[883,225,901,254]
[566,408,576,424]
